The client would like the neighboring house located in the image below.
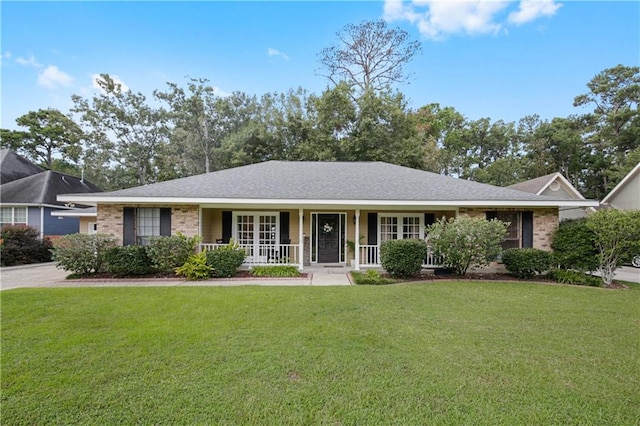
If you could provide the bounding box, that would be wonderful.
[507,172,590,221]
[601,162,640,211]
[58,161,599,270]
[50,207,98,234]
[0,149,102,238]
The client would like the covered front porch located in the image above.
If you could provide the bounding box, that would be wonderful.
[198,207,454,270]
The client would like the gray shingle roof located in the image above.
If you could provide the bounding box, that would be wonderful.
[0,149,44,184]
[67,161,577,203]
[1,170,102,206]
[507,173,558,194]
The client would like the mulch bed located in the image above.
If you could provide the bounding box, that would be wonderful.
[69,270,309,280]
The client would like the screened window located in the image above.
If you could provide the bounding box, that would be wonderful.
[496,211,520,249]
[0,207,28,227]
[136,208,160,245]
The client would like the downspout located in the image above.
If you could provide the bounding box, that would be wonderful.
[354,209,360,271]
[298,208,304,271]
[40,206,44,239]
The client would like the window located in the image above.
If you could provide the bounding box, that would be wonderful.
[380,214,422,242]
[0,207,28,227]
[496,211,520,249]
[136,208,160,245]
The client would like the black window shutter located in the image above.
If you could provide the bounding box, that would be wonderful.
[367,212,378,245]
[486,211,498,220]
[425,213,435,226]
[280,212,290,244]
[160,208,171,236]
[522,211,534,248]
[123,207,135,246]
[222,211,232,243]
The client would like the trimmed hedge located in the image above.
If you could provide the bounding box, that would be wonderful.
[104,245,153,277]
[0,225,52,266]
[551,218,598,273]
[251,265,301,277]
[52,233,116,276]
[502,248,552,279]
[380,239,428,278]
[146,233,201,273]
[205,242,246,278]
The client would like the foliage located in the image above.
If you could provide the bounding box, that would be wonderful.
[551,218,599,272]
[548,269,602,287]
[145,233,201,273]
[380,239,428,278]
[251,265,301,277]
[2,108,83,169]
[586,209,640,285]
[175,251,214,280]
[205,240,246,278]
[318,19,422,93]
[502,248,552,279]
[427,216,508,276]
[51,233,116,276]
[351,269,394,285]
[0,225,52,266]
[104,245,153,277]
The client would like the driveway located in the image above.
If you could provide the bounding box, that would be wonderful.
[613,266,640,284]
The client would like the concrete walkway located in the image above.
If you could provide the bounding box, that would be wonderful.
[0,263,353,290]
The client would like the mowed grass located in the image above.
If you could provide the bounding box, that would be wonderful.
[2,282,639,425]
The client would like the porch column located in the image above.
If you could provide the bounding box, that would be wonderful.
[298,208,304,270]
[354,209,360,270]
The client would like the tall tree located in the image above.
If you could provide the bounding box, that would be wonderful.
[318,19,422,94]
[1,108,83,169]
[71,74,169,189]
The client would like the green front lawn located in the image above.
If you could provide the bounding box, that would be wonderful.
[2,282,639,425]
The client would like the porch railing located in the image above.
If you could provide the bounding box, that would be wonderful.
[359,244,443,268]
[201,243,299,266]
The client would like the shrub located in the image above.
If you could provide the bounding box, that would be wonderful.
[427,216,508,276]
[351,269,394,285]
[104,245,153,277]
[502,248,552,279]
[205,240,246,278]
[251,265,301,277]
[51,233,116,276]
[380,239,428,278]
[146,233,201,273]
[0,225,52,266]
[175,251,214,280]
[549,269,601,287]
[551,218,598,273]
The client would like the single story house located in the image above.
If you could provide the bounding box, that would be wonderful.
[601,162,640,211]
[58,161,599,270]
[507,172,591,220]
[0,149,102,238]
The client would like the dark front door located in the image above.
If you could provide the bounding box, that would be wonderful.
[317,214,340,263]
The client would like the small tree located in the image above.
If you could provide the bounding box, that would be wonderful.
[586,209,640,286]
[427,216,508,276]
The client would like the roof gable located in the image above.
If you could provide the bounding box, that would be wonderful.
[508,172,585,200]
[0,170,102,206]
[602,162,640,209]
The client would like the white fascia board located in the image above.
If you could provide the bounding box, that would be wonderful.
[602,162,640,204]
[50,210,97,217]
[539,173,585,200]
[57,195,601,208]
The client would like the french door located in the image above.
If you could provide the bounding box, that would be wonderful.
[234,213,278,263]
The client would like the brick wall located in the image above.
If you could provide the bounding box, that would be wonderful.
[97,204,199,245]
[458,207,559,251]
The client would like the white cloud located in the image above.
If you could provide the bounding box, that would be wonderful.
[212,86,231,97]
[37,65,73,89]
[384,0,561,39]
[91,73,130,94]
[16,54,43,68]
[267,47,289,61]
[508,0,561,25]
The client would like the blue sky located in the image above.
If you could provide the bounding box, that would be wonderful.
[1,1,638,130]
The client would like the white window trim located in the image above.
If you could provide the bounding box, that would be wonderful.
[0,206,28,226]
[232,211,280,247]
[378,213,424,243]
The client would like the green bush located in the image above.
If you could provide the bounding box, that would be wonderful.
[175,251,214,280]
[551,218,599,273]
[427,216,508,276]
[0,225,52,266]
[51,233,116,276]
[380,239,428,278]
[251,265,301,277]
[549,269,601,287]
[502,248,552,279]
[104,245,153,277]
[205,241,246,278]
[351,269,394,285]
[146,233,201,273]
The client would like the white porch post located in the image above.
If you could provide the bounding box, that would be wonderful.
[298,208,304,270]
[354,209,360,270]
